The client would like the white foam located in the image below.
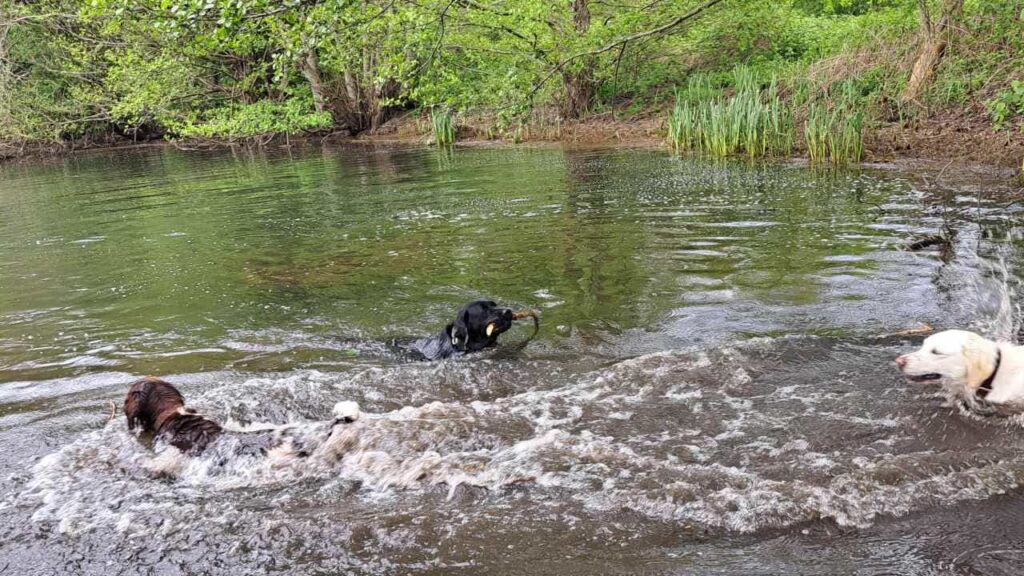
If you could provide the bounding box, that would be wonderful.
[11,340,1024,538]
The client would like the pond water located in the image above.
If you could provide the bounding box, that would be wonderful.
[2,144,1024,575]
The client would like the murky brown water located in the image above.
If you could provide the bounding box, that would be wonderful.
[2,145,1024,575]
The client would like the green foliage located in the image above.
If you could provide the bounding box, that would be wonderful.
[0,0,1019,153]
[794,0,902,16]
[173,99,332,139]
[923,0,1024,128]
[106,50,195,130]
[986,81,1024,132]
[804,98,864,165]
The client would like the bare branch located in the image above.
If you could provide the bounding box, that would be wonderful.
[528,0,728,101]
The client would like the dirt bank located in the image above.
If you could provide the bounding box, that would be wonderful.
[3,108,1023,179]
[867,110,1024,168]
[364,108,1024,171]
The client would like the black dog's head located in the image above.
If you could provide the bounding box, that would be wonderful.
[446,300,515,353]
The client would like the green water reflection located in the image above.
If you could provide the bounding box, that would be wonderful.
[0,145,927,379]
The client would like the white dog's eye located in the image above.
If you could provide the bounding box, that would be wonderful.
[931,348,942,355]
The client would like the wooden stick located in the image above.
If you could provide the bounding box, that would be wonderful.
[512,309,538,321]
[880,323,933,338]
[512,309,540,335]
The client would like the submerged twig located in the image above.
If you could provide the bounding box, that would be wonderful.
[907,235,950,251]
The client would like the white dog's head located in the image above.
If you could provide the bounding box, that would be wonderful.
[895,329,1000,394]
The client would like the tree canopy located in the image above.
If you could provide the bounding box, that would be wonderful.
[0,0,1021,146]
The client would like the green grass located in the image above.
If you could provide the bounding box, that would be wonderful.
[429,107,455,146]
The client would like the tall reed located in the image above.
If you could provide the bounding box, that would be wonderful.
[667,66,794,159]
[803,90,864,165]
[804,103,831,164]
[669,66,865,165]
[429,107,455,146]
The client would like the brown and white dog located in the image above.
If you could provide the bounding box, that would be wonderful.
[896,329,1024,407]
[124,377,360,457]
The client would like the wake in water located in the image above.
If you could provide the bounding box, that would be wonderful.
[8,335,1024,543]
[918,222,1024,418]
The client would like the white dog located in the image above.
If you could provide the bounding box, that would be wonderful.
[896,329,1024,406]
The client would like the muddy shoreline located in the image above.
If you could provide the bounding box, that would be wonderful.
[3,112,1023,181]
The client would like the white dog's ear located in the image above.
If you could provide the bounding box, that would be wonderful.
[962,334,997,391]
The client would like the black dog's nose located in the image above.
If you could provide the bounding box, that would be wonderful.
[502,309,513,320]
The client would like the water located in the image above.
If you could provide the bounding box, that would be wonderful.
[2,145,1024,575]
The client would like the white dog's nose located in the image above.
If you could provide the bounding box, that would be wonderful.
[895,355,907,368]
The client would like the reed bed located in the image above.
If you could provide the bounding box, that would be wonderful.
[668,67,793,159]
[669,66,863,165]
[804,104,863,165]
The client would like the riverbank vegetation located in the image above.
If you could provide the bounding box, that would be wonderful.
[0,1,1021,164]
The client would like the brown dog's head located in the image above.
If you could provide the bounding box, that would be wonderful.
[124,377,186,434]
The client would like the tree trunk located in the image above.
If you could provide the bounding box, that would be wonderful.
[562,68,594,119]
[901,0,964,105]
[300,49,327,115]
[343,70,360,104]
[370,77,401,132]
[561,0,594,119]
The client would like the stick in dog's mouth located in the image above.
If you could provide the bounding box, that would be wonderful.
[486,310,540,336]
[512,309,540,332]
[512,310,539,322]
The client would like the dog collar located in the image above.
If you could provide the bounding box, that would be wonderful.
[977,348,1002,399]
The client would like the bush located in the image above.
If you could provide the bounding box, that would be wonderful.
[172,100,333,140]
[986,81,1024,131]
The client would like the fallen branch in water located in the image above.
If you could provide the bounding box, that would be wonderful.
[907,235,950,251]
[107,400,117,422]
[880,323,934,338]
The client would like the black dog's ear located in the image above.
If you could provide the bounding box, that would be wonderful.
[448,313,470,351]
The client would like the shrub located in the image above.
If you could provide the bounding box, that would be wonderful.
[987,81,1024,131]
[172,99,332,140]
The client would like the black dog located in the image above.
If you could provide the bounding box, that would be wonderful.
[408,300,537,361]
